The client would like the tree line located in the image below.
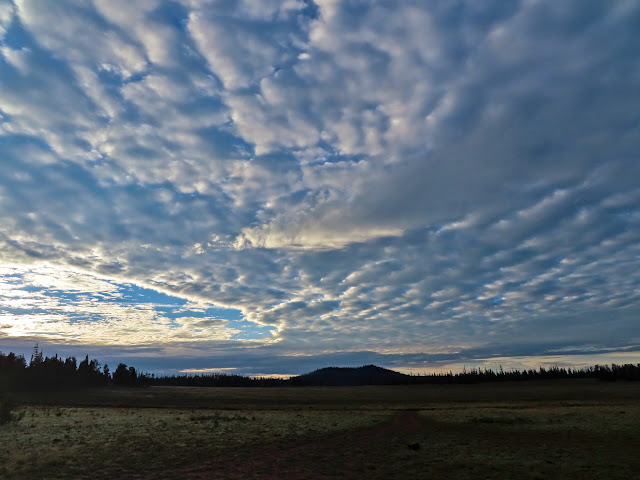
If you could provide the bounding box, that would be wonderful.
[403,363,640,385]
[1,345,639,390]
[0,344,143,390]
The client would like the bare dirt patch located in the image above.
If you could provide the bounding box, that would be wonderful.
[157,410,425,480]
[156,405,640,480]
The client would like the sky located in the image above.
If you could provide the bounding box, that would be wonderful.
[0,0,639,377]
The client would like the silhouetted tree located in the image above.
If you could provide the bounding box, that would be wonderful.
[30,344,43,366]
[113,363,137,386]
[128,366,137,385]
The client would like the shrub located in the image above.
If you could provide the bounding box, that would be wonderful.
[0,395,13,424]
[0,394,23,425]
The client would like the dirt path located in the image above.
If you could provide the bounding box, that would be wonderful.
[154,410,424,480]
[132,407,640,480]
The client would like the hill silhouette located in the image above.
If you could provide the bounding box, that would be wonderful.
[4,346,640,389]
[290,364,408,386]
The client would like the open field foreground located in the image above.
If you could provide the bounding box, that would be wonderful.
[2,380,640,479]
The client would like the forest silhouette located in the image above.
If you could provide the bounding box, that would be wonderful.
[1,345,639,391]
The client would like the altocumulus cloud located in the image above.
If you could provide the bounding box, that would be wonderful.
[0,0,639,375]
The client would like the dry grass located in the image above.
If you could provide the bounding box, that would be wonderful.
[0,406,386,479]
[2,380,640,479]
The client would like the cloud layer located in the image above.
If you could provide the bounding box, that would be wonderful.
[1,0,639,374]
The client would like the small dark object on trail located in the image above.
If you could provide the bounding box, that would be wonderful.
[407,443,421,451]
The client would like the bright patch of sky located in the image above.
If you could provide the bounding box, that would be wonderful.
[0,264,271,346]
[1,0,639,375]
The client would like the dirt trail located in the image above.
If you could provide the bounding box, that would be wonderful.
[151,410,424,480]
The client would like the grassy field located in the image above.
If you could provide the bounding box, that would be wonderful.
[2,379,640,479]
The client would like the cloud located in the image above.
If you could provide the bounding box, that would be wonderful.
[186,0,310,90]
[0,264,249,346]
[0,1,14,38]
[14,0,148,76]
[0,0,639,373]
[221,0,639,250]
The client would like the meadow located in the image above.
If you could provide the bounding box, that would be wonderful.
[2,379,640,479]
